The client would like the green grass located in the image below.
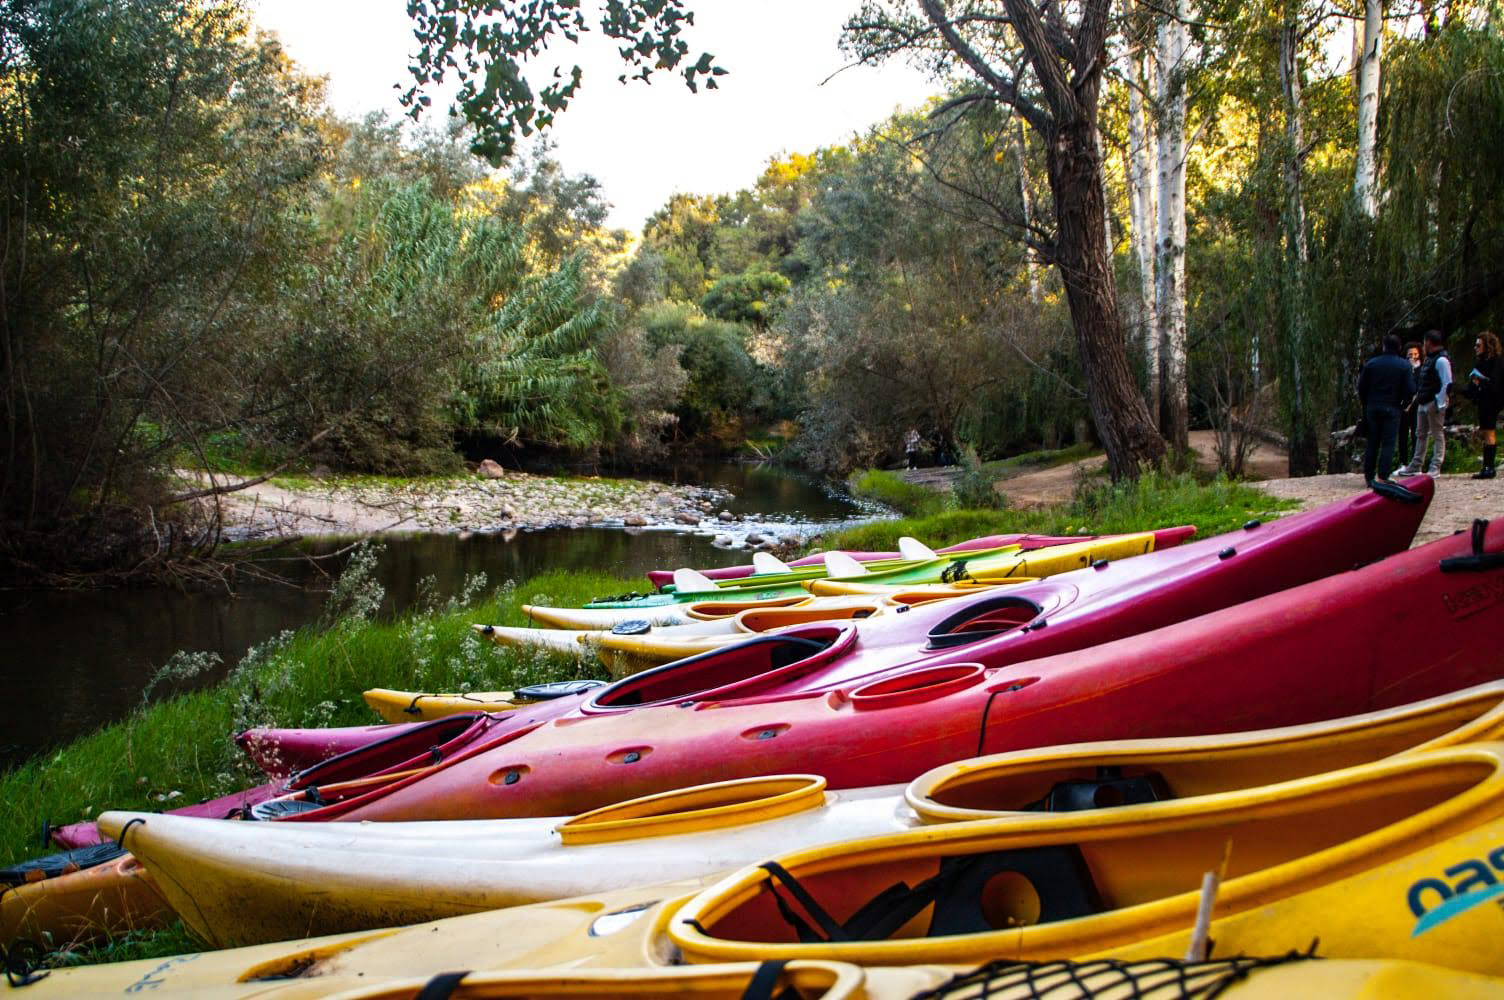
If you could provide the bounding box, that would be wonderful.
[982,442,1101,476]
[848,468,949,516]
[820,472,1296,552]
[0,569,636,869]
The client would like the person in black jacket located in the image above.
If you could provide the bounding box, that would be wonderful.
[1357,334,1418,487]
[1467,331,1504,479]
[1397,341,1421,464]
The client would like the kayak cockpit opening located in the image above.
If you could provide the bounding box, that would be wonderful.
[556,775,827,845]
[586,626,854,710]
[926,595,1044,650]
[913,762,1175,819]
[285,713,485,790]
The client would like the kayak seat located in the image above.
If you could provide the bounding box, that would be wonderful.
[753,846,1101,945]
[514,679,606,700]
[248,797,327,821]
[1026,766,1174,813]
[0,842,129,886]
[927,596,1043,650]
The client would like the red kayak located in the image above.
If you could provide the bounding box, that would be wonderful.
[267,509,1504,823]
[645,533,1094,589]
[46,479,1431,846]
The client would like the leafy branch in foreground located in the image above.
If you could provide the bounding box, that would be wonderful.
[402,0,725,163]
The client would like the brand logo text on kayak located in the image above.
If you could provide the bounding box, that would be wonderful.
[1442,576,1504,620]
[1406,847,1504,937]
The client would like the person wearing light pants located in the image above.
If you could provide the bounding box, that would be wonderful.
[1395,330,1452,476]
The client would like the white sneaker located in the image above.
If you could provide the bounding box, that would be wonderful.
[1393,465,1419,477]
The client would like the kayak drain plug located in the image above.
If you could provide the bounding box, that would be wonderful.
[1091,559,1109,570]
[1219,547,1237,560]
[503,770,521,785]
[1243,519,1262,530]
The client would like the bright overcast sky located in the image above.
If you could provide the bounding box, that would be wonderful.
[249,1,939,231]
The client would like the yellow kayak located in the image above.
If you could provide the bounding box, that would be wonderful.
[362,679,613,724]
[94,681,1504,950]
[21,947,1503,1000]
[804,532,1161,596]
[668,743,1504,972]
[31,744,1504,995]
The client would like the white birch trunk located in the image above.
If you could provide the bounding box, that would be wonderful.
[1280,6,1315,472]
[1353,0,1383,216]
[1155,5,1189,448]
[1013,121,1042,304]
[1126,47,1159,425]
[1096,128,1114,265]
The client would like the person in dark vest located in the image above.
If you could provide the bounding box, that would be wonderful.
[1465,331,1504,479]
[1395,330,1452,476]
[1357,334,1417,487]
[1396,341,1421,464]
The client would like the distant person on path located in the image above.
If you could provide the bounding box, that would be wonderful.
[1397,341,1422,463]
[1395,330,1452,477]
[1465,331,1504,479]
[904,428,922,469]
[1357,334,1416,487]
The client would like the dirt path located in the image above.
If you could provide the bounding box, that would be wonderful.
[1255,474,1504,547]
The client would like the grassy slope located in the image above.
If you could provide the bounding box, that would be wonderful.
[0,569,631,867]
[823,472,1297,552]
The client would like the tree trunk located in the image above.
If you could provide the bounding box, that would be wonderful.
[1279,10,1320,476]
[1353,0,1383,216]
[1126,47,1160,429]
[1154,5,1189,451]
[1045,115,1167,478]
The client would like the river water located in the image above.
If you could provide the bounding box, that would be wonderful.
[0,462,877,765]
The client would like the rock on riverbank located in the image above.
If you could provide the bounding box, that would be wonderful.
[208,471,729,540]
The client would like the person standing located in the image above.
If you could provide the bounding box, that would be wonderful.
[1467,331,1504,479]
[1397,341,1421,464]
[1395,330,1452,476]
[904,428,922,470]
[1357,335,1417,487]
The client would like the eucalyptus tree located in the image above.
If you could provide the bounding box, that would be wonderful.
[842,0,1167,478]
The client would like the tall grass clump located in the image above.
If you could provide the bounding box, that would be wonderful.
[0,551,639,867]
[847,469,949,516]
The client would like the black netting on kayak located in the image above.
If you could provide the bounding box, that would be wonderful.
[911,950,1319,1000]
[0,842,128,886]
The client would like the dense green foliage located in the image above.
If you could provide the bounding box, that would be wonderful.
[0,1,712,580]
[8,0,1504,581]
